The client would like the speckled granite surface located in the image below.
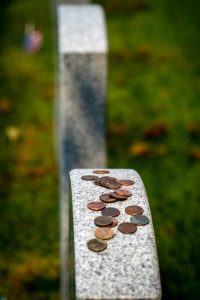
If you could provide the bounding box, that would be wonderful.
[70,169,161,300]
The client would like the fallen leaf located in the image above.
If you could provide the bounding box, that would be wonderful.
[143,122,169,139]
[129,142,151,157]
[0,97,12,113]
[5,126,21,142]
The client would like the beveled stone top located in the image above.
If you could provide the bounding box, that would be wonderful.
[69,169,162,300]
[58,5,108,54]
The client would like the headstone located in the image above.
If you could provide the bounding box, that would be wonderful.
[69,169,162,300]
[57,5,107,300]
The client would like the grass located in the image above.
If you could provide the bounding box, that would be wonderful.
[0,0,200,299]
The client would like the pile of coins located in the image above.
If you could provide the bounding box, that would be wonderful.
[81,170,149,252]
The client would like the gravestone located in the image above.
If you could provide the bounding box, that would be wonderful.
[69,169,162,299]
[57,5,107,299]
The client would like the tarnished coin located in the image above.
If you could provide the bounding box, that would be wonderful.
[94,215,113,227]
[87,238,107,252]
[110,192,128,200]
[118,179,134,186]
[95,227,114,240]
[101,207,120,217]
[130,215,149,225]
[99,176,121,189]
[125,205,144,216]
[81,175,99,181]
[100,194,117,203]
[93,170,110,174]
[118,222,137,234]
[94,178,102,186]
[87,202,106,211]
[114,189,132,197]
[108,217,118,228]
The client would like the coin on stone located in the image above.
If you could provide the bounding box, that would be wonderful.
[100,176,121,189]
[101,207,120,217]
[87,238,107,252]
[100,194,117,203]
[95,227,114,240]
[114,189,132,197]
[94,215,113,227]
[125,205,144,216]
[94,178,102,186]
[87,202,106,211]
[130,215,149,225]
[93,170,110,174]
[109,192,128,200]
[118,179,134,186]
[118,222,137,234]
[108,217,118,228]
[81,175,99,181]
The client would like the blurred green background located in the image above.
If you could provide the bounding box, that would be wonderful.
[0,0,199,299]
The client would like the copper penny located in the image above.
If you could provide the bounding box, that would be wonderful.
[87,202,106,211]
[130,215,149,225]
[99,194,117,203]
[114,189,132,197]
[101,207,120,217]
[99,176,121,189]
[81,175,99,181]
[108,217,118,228]
[95,227,114,240]
[118,222,137,234]
[87,238,107,252]
[125,205,144,216]
[93,170,110,174]
[109,192,128,200]
[94,178,102,186]
[94,215,113,227]
[118,179,134,186]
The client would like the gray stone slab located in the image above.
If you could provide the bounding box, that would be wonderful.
[70,169,162,300]
[57,5,107,300]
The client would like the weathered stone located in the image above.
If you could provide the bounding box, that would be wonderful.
[70,169,162,300]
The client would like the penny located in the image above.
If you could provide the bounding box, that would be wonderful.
[108,217,118,228]
[101,207,120,217]
[130,215,149,225]
[118,179,134,186]
[118,222,137,234]
[94,178,102,186]
[87,202,106,211]
[114,189,132,197]
[95,227,114,240]
[93,170,110,174]
[87,238,107,252]
[81,175,99,181]
[94,215,113,227]
[99,176,121,189]
[110,192,128,200]
[99,194,117,203]
[125,205,144,216]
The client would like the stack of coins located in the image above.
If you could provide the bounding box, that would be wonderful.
[81,170,149,252]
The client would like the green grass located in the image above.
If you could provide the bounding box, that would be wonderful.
[0,0,200,299]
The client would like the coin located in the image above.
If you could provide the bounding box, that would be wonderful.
[109,192,128,200]
[108,217,118,228]
[114,189,132,197]
[101,207,120,217]
[87,238,107,252]
[94,178,102,186]
[118,179,134,186]
[95,227,114,240]
[125,205,144,216]
[130,215,149,225]
[81,175,99,181]
[118,222,137,234]
[94,215,113,227]
[87,202,106,211]
[100,194,117,203]
[93,170,110,174]
[99,176,121,189]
